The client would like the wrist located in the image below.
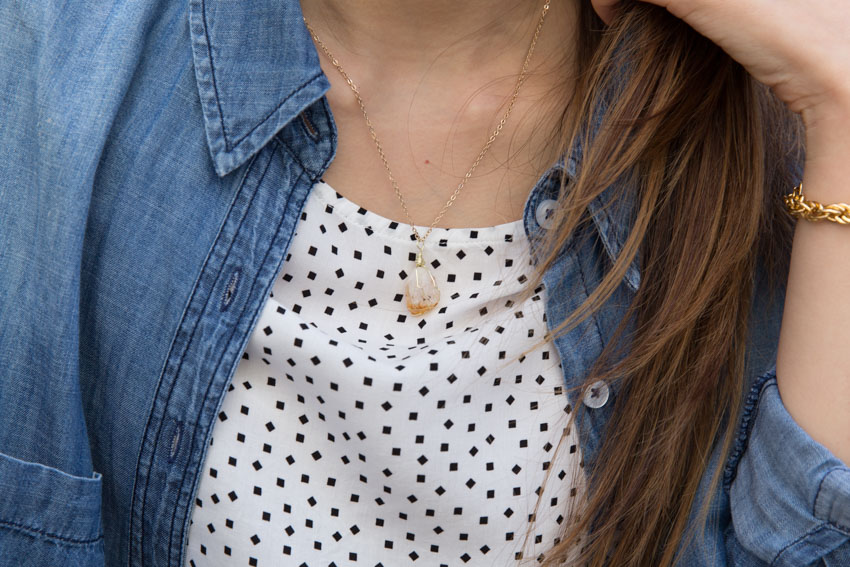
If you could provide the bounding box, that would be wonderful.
[801,72,850,127]
[801,95,850,202]
[802,86,850,139]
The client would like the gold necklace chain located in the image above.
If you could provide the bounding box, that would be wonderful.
[303,2,550,246]
[303,3,550,316]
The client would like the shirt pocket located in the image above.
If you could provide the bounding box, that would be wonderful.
[0,450,104,567]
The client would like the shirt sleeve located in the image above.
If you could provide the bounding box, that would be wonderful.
[0,1,133,564]
[0,453,105,566]
[725,370,850,566]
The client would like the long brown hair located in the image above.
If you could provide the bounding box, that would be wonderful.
[532,2,802,565]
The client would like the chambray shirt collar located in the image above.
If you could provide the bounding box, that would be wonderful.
[527,153,640,292]
[188,0,330,176]
[188,0,639,290]
[588,176,641,291]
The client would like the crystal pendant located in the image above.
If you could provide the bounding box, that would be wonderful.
[405,249,440,316]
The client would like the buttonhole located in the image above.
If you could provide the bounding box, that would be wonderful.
[168,420,183,463]
[220,268,242,312]
[300,112,319,140]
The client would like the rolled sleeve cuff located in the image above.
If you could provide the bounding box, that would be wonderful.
[725,371,850,566]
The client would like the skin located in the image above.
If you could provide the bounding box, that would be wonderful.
[299,0,579,228]
[304,0,850,464]
[592,0,850,465]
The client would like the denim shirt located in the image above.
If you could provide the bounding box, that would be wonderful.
[0,1,848,566]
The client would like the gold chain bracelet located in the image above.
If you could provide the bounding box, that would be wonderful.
[784,183,850,224]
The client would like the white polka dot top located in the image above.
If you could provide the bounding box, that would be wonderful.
[185,181,584,567]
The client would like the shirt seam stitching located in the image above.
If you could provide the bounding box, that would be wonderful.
[814,468,850,532]
[129,149,261,564]
[228,72,326,152]
[0,519,103,546]
[723,372,774,490]
[198,0,326,155]
[199,0,229,149]
[166,142,289,565]
[574,247,607,351]
[771,523,848,565]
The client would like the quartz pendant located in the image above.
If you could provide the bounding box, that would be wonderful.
[405,250,440,316]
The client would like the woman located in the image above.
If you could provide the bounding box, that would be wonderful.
[0,0,847,565]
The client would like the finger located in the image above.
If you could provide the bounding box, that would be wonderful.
[590,0,621,25]
[591,0,691,25]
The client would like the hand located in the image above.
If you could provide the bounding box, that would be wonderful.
[591,0,850,129]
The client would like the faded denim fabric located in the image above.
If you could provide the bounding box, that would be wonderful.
[0,1,847,565]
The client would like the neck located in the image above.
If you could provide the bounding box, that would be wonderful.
[300,0,568,69]
[299,0,579,229]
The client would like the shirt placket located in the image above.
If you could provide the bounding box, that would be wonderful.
[129,109,335,566]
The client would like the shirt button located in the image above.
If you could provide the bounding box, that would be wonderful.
[535,199,558,230]
[582,380,610,409]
